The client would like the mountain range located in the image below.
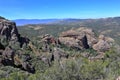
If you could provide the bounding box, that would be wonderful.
[13,17,120,26]
[12,19,61,25]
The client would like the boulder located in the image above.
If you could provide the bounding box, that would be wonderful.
[93,35,110,52]
[59,29,89,49]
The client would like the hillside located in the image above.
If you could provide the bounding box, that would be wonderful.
[18,17,120,44]
[0,17,120,80]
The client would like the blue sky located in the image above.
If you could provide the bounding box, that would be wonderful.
[0,0,120,19]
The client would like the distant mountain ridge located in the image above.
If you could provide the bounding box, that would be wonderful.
[12,19,61,26]
[13,17,120,26]
[12,18,90,26]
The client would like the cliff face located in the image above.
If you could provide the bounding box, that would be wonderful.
[0,20,19,40]
[0,18,29,47]
[0,18,34,73]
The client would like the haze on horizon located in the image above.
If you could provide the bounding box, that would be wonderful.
[0,0,120,20]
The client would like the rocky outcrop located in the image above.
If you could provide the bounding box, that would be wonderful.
[40,34,59,45]
[40,34,60,52]
[59,27,113,53]
[1,46,35,73]
[1,47,15,66]
[59,29,89,50]
[0,17,34,73]
[93,35,110,52]
[76,27,98,47]
[0,18,29,48]
[0,19,19,41]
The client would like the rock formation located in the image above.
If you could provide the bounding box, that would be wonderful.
[0,18,29,47]
[76,27,98,47]
[0,17,115,74]
[59,27,113,53]
[59,29,89,50]
[0,17,34,73]
[41,34,56,44]
[93,35,110,52]
[0,19,19,41]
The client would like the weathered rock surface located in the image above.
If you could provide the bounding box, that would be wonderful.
[0,17,34,73]
[93,35,110,52]
[1,46,35,73]
[0,18,29,48]
[77,27,98,47]
[59,27,113,52]
[2,46,15,61]
[40,34,60,52]
[59,29,89,49]
[1,47,16,66]
[0,19,19,41]
[1,47,20,71]
[40,34,60,46]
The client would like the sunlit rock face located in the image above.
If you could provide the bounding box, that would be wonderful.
[59,27,113,52]
[0,18,29,48]
[0,19,19,41]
